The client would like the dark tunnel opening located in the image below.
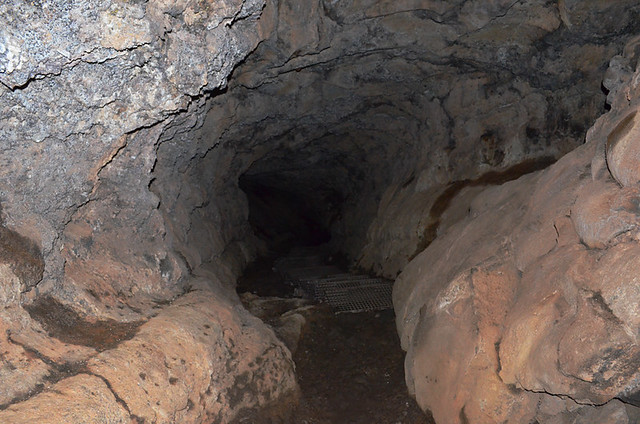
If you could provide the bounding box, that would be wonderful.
[238,173,334,253]
[236,141,357,257]
[235,162,433,424]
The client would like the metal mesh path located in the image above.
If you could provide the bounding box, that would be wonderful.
[307,277,393,313]
[274,251,394,313]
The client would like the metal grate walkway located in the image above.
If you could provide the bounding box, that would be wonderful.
[274,249,394,313]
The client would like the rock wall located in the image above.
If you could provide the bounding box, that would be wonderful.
[194,0,640,276]
[0,1,297,422]
[351,0,640,277]
[394,37,640,423]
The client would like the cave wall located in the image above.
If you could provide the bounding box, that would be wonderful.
[193,0,640,277]
[394,39,640,423]
[0,1,297,422]
[2,0,640,423]
[348,0,640,276]
[0,0,272,318]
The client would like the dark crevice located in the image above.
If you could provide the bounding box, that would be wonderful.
[1,331,85,410]
[616,393,640,408]
[0,224,45,292]
[516,382,610,407]
[459,405,470,424]
[24,296,144,351]
[85,371,145,422]
[587,290,624,325]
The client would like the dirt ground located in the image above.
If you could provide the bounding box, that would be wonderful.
[235,258,434,424]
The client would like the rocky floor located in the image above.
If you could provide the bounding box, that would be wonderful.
[235,255,431,424]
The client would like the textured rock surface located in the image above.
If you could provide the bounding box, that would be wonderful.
[83,280,296,424]
[0,0,297,421]
[0,0,268,318]
[198,0,640,274]
[0,374,131,424]
[394,38,640,423]
[2,0,640,422]
[0,280,297,423]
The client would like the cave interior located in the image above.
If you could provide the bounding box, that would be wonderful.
[1,0,640,423]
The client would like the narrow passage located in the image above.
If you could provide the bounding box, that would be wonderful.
[235,247,434,424]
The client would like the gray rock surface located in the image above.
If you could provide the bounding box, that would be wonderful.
[0,0,297,421]
[195,0,640,277]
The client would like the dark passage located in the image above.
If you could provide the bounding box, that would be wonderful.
[235,141,432,420]
[239,175,334,253]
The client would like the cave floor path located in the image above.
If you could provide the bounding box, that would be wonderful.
[235,248,433,424]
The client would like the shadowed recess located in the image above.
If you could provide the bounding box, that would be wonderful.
[25,296,143,351]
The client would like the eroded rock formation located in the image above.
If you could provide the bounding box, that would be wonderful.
[395,39,640,423]
[0,1,296,422]
[206,0,640,277]
[1,0,640,422]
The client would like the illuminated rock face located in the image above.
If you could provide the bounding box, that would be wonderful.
[1,0,640,422]
[395,42,640,423]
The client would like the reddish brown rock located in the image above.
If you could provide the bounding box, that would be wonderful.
[0,374,130,424]
[408,263,538,424]
[571,180,640,248]
[588,243,640,331]
[606,110,640,187]
[395,89,640,421]
[0,282,298,424]
[0,314,51,408]
[86,286,298,423]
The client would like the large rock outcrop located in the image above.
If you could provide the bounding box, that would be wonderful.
[394,37,640,423]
